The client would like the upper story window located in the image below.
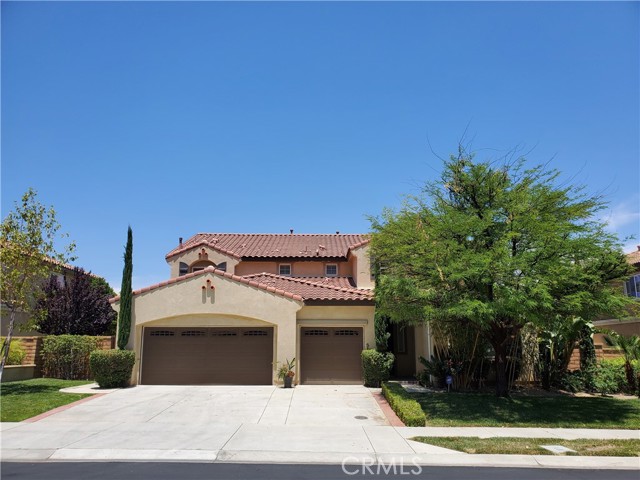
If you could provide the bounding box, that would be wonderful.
[624,274,640,298]
[325,264,338,277]
[217,262,227,272]
[190,260,215,273]
[179,262,189,276]
[279,264,291,276]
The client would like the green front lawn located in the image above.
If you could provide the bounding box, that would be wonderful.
[412,437,640,456]
[413,391,640,429]
[0,378,93,422]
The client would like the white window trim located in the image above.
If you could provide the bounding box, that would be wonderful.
[279,264,292,276]
[325,263,338,277]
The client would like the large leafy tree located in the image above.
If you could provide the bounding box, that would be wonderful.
[36,267,117,336]
[370,149,631,396]
[0,188,75,379]
[117,226,133,350]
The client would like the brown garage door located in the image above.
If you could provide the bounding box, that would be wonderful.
[300,327,363,384]
[141,327,273,385]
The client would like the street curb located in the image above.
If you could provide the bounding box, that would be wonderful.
[1,450,638,470]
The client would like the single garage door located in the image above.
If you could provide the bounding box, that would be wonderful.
[141,327,273,385]
[300,327,363,384]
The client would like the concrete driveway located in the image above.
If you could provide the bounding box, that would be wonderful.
[1,385,401,462]
[34,385,389,426]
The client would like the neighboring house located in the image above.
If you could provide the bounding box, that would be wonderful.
[0,256,100,337]
[593,246,640,338]
[110,233,432,385]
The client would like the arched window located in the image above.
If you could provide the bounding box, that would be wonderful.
[190,260,216,273]
[217,262,227,272]
[179,262,189,276]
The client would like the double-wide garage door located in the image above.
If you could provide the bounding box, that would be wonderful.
[141,327,273,385]
[300,327,363,384]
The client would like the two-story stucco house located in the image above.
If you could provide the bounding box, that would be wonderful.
[593,246,640,338]
[111,233,411,386]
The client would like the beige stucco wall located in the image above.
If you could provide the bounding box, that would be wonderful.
[167,247,239,278]
[297,305,375,346]
[594,319,640,337]
[114,271,303,384]
[234,260,352,278]
[0,309,40,337]
[414,324,432,374]
[349,244,374,289]
[114,261,377,385]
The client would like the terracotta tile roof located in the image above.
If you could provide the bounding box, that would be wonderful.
[626,247,640,266]
[110,267,304,303]
[240,273,374,301]
[246,276,358,290]
[43,256,101,279]
[165,233,370,260]
[109,269,372,304]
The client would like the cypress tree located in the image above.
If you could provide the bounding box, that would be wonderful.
[117,226,133,350]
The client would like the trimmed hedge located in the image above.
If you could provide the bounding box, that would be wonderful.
[382,382,427,427]
[362,349,395,387]
[90,350,135,388]
[41,335,99,379]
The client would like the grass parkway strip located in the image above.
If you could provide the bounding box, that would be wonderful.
[412,436,640,456]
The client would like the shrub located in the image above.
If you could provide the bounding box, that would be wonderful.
[558,369,587,393]
[558,359,630,395]
[41,335,99,379]
[90,350,135,388]
[0,338,26,366]
[593,359,627,395]
[418,355,450,388]
[361,350,395,387]
[381,382,426,427]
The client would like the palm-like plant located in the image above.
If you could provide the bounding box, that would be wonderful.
[604,333,640,391]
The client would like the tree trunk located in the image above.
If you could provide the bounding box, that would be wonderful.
[0,308,17,382]
[624,362,636,392]
[493,339,510,397]
[540,343,551,390]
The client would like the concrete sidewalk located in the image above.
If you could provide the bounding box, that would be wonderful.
[2,422,638,469]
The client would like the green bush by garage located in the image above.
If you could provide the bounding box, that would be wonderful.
[90,349,135,388]
[361,349,394,387]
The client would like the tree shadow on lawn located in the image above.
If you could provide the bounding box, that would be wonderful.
[414,392,640,428]
[0,379,89,397]
[0,383,55,396]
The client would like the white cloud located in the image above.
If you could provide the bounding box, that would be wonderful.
[602,198,640,232]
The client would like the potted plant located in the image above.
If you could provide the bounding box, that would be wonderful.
[277,358,296,388]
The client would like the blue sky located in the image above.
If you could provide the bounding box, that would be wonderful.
[2,1,638,291]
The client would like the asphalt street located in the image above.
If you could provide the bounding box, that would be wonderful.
[1,463,638,480]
